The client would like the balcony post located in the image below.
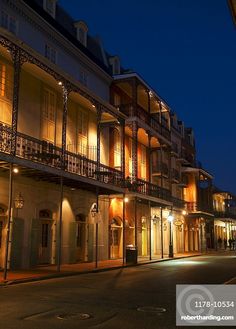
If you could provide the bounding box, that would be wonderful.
[160,207,164,258]
[57,176,63,272]
[148,134,151,183]
[10,48,26,155]
[96,105,102,174]
[131,121,138,182]
[134,196,137,248]
[149,200,152,260]
[147,89,151,114]
[120,118,125,181]
[123,193,126,265]
[131,78,137,116]
[60,82,71,169]
[3,163,13,281]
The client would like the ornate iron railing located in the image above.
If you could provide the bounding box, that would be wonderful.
[117,103,171,140]
[187,202,213,214]
[125,177,172,202]
[0,123,123,187]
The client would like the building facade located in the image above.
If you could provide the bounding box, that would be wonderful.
[0,0,216,272]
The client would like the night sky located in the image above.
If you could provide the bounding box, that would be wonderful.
[59,0,236,194]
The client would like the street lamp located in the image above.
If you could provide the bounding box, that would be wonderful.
[167,212,174,258]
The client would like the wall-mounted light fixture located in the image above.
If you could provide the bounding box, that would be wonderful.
[14,192,24,209]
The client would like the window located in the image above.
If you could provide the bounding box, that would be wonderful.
[114,93,121,107]
[43,0,57,18]
[0,61,13,124]
[77,109,88,156]
[140,144,146,180]
[45,44,57,64]
[0,221,3,248]
[114,129,121,169]
[77,110,88,137]
[74,21,88,47]
[0,10,17,34]
[79,69,88,87]
[128,138,132,177]
[41,88,56,142]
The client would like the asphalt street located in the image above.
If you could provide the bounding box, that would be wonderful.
[1,253,236,329]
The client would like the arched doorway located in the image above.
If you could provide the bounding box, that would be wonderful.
[110,216,122,259]
[75,213,87,262]
[0,204,7,269]
[38,209,54,264]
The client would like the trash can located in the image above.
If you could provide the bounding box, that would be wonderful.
[126,246,137,264]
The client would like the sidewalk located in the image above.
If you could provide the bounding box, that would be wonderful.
[0,251,205,286]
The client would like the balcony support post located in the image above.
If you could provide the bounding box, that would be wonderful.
[3,163,13,281]
[149,200,152,260]
[123,193,126,265]
[120,119,125,181]
[134,196,137,249]
[131,121,138,182]
[160,207,164,258]
[60,83,72,169]
[148,134,151,183]
[10,48,26,155]
[57,176,63,272]
[131,78,137,116]
[96,106,102,174]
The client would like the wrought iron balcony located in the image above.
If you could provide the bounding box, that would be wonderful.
[125,177,172,202]
[0,123,123,187]
[117,103,171,140]
[186,202,213,214]
[172,196,185,209]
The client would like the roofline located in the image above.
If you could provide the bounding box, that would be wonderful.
[22,0,111,76]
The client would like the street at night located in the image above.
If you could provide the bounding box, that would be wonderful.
[1,253,236,329]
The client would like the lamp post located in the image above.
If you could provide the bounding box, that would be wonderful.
[167,212,174,258]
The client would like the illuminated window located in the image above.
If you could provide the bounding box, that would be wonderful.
[140,144,146,180]
[128,138,132,176]
[41,88,56,142]
[0,221,3,248]
[77,109,88,156]
[114,129,121,169]
[0,62,13,101]
[45,44,57,64]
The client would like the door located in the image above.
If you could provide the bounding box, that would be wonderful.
[142,218,147,256]
[76,221,86,262]
[0,219,4,268]
[39,220,52,264]
[110,227,121,259]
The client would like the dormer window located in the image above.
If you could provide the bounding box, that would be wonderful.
[74,21,88,47]
[43,0,57,18]
[109,56,120,75]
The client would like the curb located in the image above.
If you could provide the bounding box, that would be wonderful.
[0,253,202,287]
